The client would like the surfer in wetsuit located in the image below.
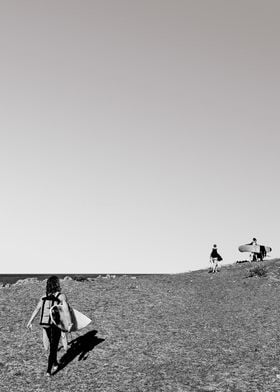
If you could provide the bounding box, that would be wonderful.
[27,275,71,376]
[209,244,223,273]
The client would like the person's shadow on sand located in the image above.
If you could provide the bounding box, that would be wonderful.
[54,330,105,374]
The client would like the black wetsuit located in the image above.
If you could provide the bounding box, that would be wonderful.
[210,249,222,261]
[44,325,61,373]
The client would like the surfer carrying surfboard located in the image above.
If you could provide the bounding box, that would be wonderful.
[249,238,258,261]
[27,275,72,376]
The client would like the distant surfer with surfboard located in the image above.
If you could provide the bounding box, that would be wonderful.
[27,275,72,376]
[249,238,258,261]
[238,237,270,262]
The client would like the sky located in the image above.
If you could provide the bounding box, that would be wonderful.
[0,0,279,274]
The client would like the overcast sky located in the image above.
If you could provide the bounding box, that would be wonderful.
[0,0,279,274]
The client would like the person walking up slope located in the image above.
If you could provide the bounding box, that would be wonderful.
[249,237,258,261]
[209,244,223,273]
[27,275,72,376]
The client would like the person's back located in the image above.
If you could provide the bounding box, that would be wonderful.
[40,292,61,326]
[210,247,219,259]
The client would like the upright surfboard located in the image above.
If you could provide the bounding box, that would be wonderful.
[238,244,272,254]
[50,303,91,332]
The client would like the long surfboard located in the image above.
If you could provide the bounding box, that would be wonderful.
[50,303,91,332]
[238,244,272,254]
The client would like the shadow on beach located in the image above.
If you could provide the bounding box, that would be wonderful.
[54,329,105,374]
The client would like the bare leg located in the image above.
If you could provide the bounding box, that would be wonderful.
[42,328,50,351]
[61,332,68,351]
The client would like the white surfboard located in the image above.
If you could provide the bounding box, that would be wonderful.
[50,303,91,332]
[238,244,272,254]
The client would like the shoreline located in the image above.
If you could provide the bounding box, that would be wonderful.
[0,273,153,285]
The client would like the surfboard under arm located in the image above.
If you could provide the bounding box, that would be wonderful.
[50,304,91,332]
[238,244,272,253]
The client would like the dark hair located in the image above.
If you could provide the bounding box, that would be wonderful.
[46,275,61,296]
[253,238,257,241]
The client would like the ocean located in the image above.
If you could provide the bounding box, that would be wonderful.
[0,273,148,285]
[0,274,106,285]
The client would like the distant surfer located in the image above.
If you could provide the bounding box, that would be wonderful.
[209,244,223,273]
[248,237,266,261]
[249,237,258,261]
[27,275,72,376]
